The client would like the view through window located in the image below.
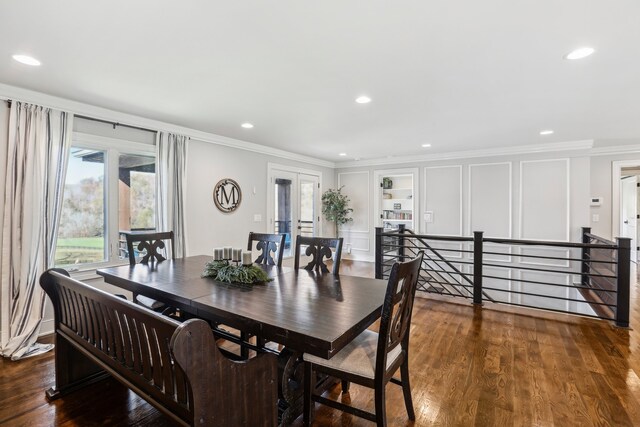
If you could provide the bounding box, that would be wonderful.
[55,146,156,268]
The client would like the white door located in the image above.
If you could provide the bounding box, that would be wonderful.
[621,175,638,262]
[270,169,320,258]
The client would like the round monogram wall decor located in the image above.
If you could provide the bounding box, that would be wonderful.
[213,178,242,213]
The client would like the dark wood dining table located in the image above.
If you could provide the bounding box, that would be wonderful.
[97,255,389,425]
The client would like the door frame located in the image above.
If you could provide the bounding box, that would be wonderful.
[612,159,640,244]
[267,163,323,255]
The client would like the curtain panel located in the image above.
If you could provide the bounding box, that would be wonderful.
[156,132,188,258]
[0,101,72,360]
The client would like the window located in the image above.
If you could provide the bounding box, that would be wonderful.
[54,138,156,269]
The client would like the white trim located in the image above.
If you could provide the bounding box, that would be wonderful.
[0,83,334,169]
[612,159,640,241]
[38,319,54,337]
[590,144,640,156]
[74,132,155,154]
[423,165,463,236]
[467,162,513,238]
[518,158,571,242]
[338,140,594,168]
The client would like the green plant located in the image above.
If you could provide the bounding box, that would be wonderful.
[202,260,273,284]
[321,186,353,237]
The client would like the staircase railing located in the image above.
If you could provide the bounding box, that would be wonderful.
[375,226,632,327]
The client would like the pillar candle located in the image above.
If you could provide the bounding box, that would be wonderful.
[223,247,232,260]
[232,248,242,262]
[242,252,253,266]
[214,248,223,260]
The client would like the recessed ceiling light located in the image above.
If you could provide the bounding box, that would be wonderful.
[339,153,347,156]
[355,96,371,104]
[564,47,595,60]
[241,123,254,129]
[540,130,554,135]
[12,54,41,66]
[421,144,432,148]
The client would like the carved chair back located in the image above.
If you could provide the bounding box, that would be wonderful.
[247,232,286,267]
[125,231,174,265]
[294,236,343,275]
[375,252,424,376]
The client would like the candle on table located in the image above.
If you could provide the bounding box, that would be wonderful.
[242,252,253,266]
[232,248,242,262]
[223,247,232,260]
[213,248,222,260]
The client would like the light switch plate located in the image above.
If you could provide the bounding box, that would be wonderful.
[592,214,599,222]
[253,214,262,222]
[423,211,433,223]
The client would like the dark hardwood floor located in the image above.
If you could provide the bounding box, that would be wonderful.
[1,260,639,426]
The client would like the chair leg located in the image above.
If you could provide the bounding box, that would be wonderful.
[240,332,249,359]
[303,362,313,426]
[400,360,415,420]
[341,380,350,394]
[374,386,387,427]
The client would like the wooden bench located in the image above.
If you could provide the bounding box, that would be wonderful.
[40,268,278,426]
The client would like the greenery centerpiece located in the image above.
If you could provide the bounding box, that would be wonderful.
[202,260,273,284]
[321,186,353,237]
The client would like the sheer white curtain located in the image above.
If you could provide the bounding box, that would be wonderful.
[156,132,188,258]
[0,101,72,360]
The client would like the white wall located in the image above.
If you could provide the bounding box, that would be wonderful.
[186,139,334,256]
[336,151,591,262]
[590,154,640,239]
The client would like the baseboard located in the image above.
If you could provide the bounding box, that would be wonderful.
[39,319,55,337]
[343,254,375,263]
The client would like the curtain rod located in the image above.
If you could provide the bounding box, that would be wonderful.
[6,99,190,138]
[75,114,157,134]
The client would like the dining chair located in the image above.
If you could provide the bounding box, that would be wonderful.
[220,232,288,358]
[124,231,175,313]
[302,251,424,427]
[294,236,344,275]
[247,232,286,267]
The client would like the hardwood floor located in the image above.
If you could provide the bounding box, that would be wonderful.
[1,260,639,426]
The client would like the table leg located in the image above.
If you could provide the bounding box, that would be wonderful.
[276,347,339,426]
[277,347,303,426]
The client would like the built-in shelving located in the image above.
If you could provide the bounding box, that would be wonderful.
[378,174,415,231]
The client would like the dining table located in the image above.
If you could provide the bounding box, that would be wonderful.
[97,255,389,425]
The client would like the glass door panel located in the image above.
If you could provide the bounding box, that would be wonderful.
[298,174,318,238]
[274,171,297,258]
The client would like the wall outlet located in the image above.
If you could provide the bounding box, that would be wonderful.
[346,244,352,254]
[592,214,599,222]
[253,214,262,222]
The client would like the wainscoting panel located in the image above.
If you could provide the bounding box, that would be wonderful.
[424,165,462,236]
[516,270,570,311]
[519,159,570,241]
[468,162,512,238]
[338,171,370,256]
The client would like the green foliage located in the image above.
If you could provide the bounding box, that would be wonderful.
[202,260,273,284]
[321,186,353,236]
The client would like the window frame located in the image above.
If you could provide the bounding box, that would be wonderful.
[57,132,156,272]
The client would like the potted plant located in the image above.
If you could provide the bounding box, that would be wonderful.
[321,186,354,237]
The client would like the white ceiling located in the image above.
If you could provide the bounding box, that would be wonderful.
[1,1,639,162]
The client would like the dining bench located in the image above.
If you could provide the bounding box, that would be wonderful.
[40,268,278,426]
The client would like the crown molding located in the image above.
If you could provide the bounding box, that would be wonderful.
[0,83,335,169]
[337,140,594,168]
[589,144,640,157]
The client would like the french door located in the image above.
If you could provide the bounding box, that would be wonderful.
[269,166,321,258]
